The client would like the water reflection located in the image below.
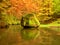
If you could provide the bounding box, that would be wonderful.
[0,25,60,45]
[21,28,40,40]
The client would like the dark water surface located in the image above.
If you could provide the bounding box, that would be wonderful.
[0,25,60,45]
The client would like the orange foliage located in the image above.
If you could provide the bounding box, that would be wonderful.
[6,0,53,19]
[7,0,39,18]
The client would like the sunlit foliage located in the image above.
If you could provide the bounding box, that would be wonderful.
[0,0,60,24]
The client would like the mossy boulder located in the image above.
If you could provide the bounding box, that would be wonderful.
[21,14,40,28]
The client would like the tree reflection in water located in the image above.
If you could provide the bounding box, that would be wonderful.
[0,25,60,45]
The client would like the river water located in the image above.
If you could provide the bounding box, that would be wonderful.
[0,25,60,45]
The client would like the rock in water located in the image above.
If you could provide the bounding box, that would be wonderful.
[21,14,40,28]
